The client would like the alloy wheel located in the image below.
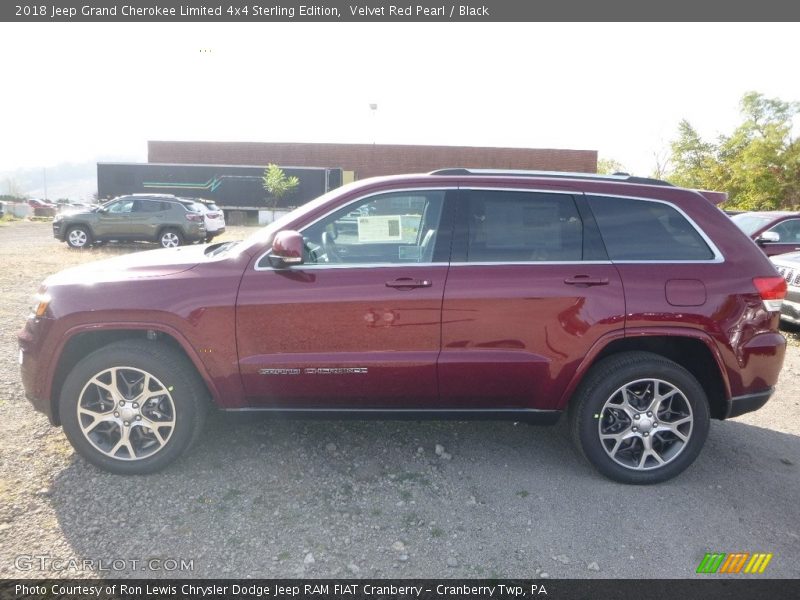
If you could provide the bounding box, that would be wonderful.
[598,378,693,470]
[68,229,88,247]
[161,232,180,248]
[76,366,176,460]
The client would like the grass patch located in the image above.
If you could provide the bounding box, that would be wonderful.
[516,490,529,498]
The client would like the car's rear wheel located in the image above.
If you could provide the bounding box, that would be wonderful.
[66,225,92,249]
[570,351,710,484]
[59,340,208,474]
[159,228,183,248]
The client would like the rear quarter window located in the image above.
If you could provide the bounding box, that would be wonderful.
[587,195,714,261]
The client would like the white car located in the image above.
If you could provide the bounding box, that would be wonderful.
[185,199,226,241]
[771,251,800,325]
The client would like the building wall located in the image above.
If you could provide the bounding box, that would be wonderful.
[148,141,597,179]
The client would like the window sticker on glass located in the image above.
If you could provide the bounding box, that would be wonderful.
[358,216,420,243]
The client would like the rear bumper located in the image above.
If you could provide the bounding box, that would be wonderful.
[725,388,774,419]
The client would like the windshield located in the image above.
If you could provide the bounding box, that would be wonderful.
[731,213,772,236]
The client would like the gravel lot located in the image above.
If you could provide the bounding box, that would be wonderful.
[0,220,798,580]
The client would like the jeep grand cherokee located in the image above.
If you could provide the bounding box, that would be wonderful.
[19,170,787,483]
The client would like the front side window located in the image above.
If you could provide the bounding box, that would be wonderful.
[768,219,800,242]
[588,196,714,261]
[107,199,134,214]
[465,190,583,262]
[300,190,445,265]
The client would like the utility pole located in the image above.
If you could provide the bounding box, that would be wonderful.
[369,103,378,144]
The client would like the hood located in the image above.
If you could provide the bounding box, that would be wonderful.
[770,251,800,268]
[45,244,209,285]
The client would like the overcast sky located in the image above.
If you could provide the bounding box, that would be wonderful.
[2,22,800,179]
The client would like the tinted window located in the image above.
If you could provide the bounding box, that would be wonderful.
[299,190,445,265]
[134,200,164,213]
[588,196,714,261]
[768,219,800,242]
[465,190,582,262]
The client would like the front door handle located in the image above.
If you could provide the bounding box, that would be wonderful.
[564,275,609,286]
[385,278,432,289]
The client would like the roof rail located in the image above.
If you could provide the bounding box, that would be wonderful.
[428,168,674,187]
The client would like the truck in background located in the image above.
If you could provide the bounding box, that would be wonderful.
[97,162,343,224]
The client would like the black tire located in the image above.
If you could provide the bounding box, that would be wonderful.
[159,228,184,248]
[569,351,710,484]
[65,225,93,249]
[59,339,208,475]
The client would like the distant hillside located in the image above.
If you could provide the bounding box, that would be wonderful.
[1,157,138,201]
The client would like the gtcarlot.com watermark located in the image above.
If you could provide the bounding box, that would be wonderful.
[15,554,194,573]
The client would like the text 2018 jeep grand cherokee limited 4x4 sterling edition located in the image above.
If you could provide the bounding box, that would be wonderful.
[18,170,787,483]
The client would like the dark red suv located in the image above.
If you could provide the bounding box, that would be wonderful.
[18,170,787,483]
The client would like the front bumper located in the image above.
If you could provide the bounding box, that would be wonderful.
[780,288,800,325]
[52,221,64,241]
[18,318,58,425]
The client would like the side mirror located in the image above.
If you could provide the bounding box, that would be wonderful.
[757,231,780,244]
[270,230,304,267]
[98,207,108,214]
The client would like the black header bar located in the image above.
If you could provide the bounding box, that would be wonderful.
[4,0,800,22]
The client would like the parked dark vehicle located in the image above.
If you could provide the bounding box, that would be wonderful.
[771,251,800,326]
[0,201,5,219]
[20,170,786,483]
[52,194,206,249]
[180,197,226,242]
[732,211,800,256]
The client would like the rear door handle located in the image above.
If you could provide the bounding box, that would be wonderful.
[564,275,609,286]
[385,278,432,289]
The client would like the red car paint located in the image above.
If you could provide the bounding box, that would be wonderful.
[19,172,786,427]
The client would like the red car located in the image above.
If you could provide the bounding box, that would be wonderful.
[731,211,800,256]
[18,170,787,483]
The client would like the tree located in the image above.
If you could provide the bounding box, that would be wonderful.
[262,164,299,208]
[3,177,27,199]
[667,92,800,210]
[596,158,628,175]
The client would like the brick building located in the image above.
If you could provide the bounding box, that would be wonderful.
[148,141,598,181]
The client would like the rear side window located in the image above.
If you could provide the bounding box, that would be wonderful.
[134,200,165,213]
[587,196,714,261]
[466,190,583,262]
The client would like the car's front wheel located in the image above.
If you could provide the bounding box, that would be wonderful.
[59,340,208,474]
[65,225,92,249]
[570,351,710,484]
[159,228,183,248]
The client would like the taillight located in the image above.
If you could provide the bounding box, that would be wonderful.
[753,276,787,312]
[185,213,203,222]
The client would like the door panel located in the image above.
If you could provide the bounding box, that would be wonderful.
[237,266,447,407]
[438,189,625,409]
[439,264,623,409]
[235,188,455,408]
